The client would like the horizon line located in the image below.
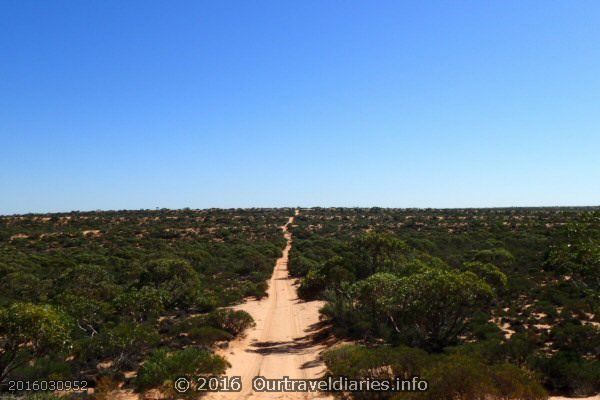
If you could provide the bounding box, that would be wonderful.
[2,204,600,217]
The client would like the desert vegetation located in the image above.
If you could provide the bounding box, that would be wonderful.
[0,208,292,397]
[289,207,599,399]
[1,207,598,399]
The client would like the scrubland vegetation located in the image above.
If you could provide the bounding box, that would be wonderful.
[0,208,292,397]
[289,208,599,399]
[1,206,598,399]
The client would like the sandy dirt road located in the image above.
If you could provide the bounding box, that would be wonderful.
[107,211,596,400]
[206,212,332,400]
[204,212,599,400]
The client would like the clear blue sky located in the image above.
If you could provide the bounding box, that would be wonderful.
[1,1,599,214]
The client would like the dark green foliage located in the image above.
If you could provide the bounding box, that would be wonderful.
[0,303,72,381]
[350,233,409,278]
[550,322,600,355]
[469,248,515,268]
[135,347,229,392]
[9,355,74,382]
[324,345,428,380]
[187,326,233,346]
[2,207,598,397]
[416,355,546,400]
[299,256,354,299]
[324,345,547,400]
[82,323,160,369]
[323,268,493,350]
[292,208,600,397]
[0,208,290,389]
[113,286,166,323]
[168,310,252,346]
[139,258,201,308]
[544,214,600,314]
[461,261,507,291]
[534,352,600,396]
[203,309,255,336]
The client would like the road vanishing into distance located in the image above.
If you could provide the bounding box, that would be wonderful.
[206,211,597,400]
[207,211,333,400]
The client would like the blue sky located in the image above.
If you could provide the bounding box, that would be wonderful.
[1,1,599,214]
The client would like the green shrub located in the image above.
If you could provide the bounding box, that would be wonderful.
[135,347,229,392]
[324,345,547,400]
[242,281,268,299]
[298,266,328,299]
[9,355,73,381]
[471,322,503,340]
[80,323,159,369]
[324,344,428,380]
[320,285,374,339]
[535,351,600,396]
[490,363,547,400]
[416,354,495,400]
[139,258,201,308]
[0,302,72,382]
[204,309,255,336]
[469,248,515,268]
[462,261,508,290]
[550,322,600,355]
[415,355,546,400]
[187,326,233,345]
[344,268,494,350]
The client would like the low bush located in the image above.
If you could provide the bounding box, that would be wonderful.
[135,347,229,392]
[324,345,547,400]
[324,345,428,380]
[414,355,546,400]
[534,351,600,396]
[204,309,255,336]
[187,326,233,345]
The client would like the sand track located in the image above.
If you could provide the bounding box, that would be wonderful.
[205,212,596,400]
[206,213,332,400]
